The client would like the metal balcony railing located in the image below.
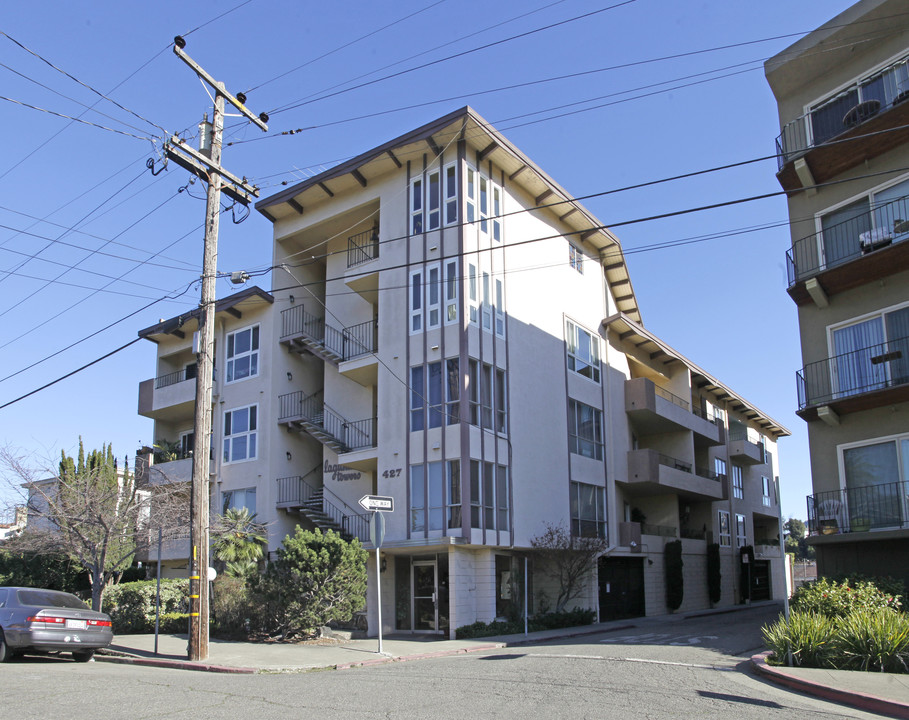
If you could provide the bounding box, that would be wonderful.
[775,54,909,169]
[807,480,909,535]
[653,385,689,411]
[153,366,214,390]
[278,390,377,452]
[797,335,909,410]
[786,194,909,285]
[276,474,370,542]
[347,226,379,268]
[281,306,377,360]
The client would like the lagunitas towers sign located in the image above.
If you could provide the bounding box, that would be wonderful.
[323,460,361,482]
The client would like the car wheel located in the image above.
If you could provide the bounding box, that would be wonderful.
[72,649,95,663]
[0,630,10,663]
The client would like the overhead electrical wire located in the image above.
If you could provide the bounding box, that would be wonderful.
[0,95,155,141]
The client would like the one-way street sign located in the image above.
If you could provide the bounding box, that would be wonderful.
[358,494,394,512]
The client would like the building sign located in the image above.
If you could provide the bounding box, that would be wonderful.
[323,460,361,482]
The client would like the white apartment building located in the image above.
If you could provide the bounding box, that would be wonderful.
[138,107,789,637]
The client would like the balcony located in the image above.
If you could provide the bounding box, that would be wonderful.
[624,449,725,502]
[276,475,370,542]
[796,336,909,420]
[278,390,377,456]
[786,194,909,305]
[807,481,909,537]
[624,378,721,444]
[775,54,909,193]
[346,226,379,268]
[280,305,377,373]
[728,425,766,465]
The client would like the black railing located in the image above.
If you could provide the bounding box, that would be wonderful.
[653,385,689,411]
[278,391,377,452]
[347,226,380,268]
[281,306,377,360]
[786,194,909,285]
[797,335,909,410]
[155,369,187,389]
[276,474,370,541]
[641,523,677,538]
[657,453,692,474]
[775,54,909,169]
[694,466,722,482]
[807,480,909,535]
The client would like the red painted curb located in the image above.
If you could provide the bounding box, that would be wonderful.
[96,655,256,674]
[750,651,909,720]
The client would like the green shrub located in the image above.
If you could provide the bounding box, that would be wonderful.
[159,613,190,634]
[664,540,683,611]
[211,574,262,639]
[762,611,836,668]
[836,610,909,673]
[455,608,596,639]
[0,551,89,594]
[792,578,901,618]
[104,579,188,634]
[836,574,906,604]
[706,543,721,605]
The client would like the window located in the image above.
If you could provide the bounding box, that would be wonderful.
[466,167,476,223]
[468,263,479,325]
[469,459,508,531]
[841,434,909,528]
[410,269,423,333]
[226,326,259,383]
[411,177,423,234]
[481,271,492,331]
[570,482,606,538]
[479,176,489,234]
[566,320,600,383]
[410,464,425,532]
[447,460,461,529]
[468,359,506,433]
[714,457,727,482]
[427,170,441,231]
[412,360,460,432]
[732,464,744,500]
[223,405,257,463]
[735,513,747,548]
[184,362,197,381]
[427,263,441,329]
[222,487,256,516]
[762,476,772,507]
[445,260,458,324]
[718,510,731,547]
[569,244,584,273]
[568,399,603,460]
[180,431,194,458]
[492,184,502,241]
[409,461,460,534]
[495,278,505,337]
[444,163,458,225]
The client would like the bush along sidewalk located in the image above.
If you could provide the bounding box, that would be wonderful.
[762,577,909,672]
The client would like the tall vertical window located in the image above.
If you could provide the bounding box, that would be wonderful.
[469,460,508,531]
[223,405,257,463]
[409,462,458,534]
[762,476,772,507]
[427,170,441,231]
[226,325,259,383]
[566,320,600,382]
[446,358,460,425]
[411,361,456,431]
[492,184,502,241]
[496,464,509,531]
[495,368,507,434]
[495,278,505,337]
[410,269,423,333]
[714,457,727,482]
[569,244,584,273]
[484,461,495,529]
[732,464,744,500]
[468,263,479,325]
[447,460,461,529]
[718,510,731,547]
[427,361,443,429]
[410,464,425,532]
[735,513,747,548]
[568,399,603,460]
[428,461,444,531]
[841,435,909,529]
[466,168,476,223]
[444,163,458,225]
[427,263,441,329]
[467,360,505,433]
[480,363,493,430]
[570,482,606,538]
[411,177,423,234]
[410,366,425,432]
[445,260,459,323]
[481,271,492,332]
[470,460,481,529]
[479,176,489,233]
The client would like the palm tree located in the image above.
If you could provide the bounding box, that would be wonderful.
[211,508,267,579]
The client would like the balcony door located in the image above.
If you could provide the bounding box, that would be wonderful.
[831,307,909,398]
[843,440,906,529]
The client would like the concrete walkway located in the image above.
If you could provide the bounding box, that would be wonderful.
[96,606,909,719]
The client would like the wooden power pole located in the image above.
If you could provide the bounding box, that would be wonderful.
[165,36,268,662]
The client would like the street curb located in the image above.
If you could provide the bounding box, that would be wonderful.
[95,654,257,674]
[749,651,909,720]
[335,642,505,670]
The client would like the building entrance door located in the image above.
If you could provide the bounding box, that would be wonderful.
[598,557,645,621]
[412,560,439,632]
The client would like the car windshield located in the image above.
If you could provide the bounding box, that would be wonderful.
[16,589,88,609]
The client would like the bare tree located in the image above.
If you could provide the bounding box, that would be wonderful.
[0,440,188,611]
[530,523,607,613]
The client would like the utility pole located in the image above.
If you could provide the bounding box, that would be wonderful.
[165,36,268,662]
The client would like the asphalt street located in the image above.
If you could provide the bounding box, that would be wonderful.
[0,606,884,720]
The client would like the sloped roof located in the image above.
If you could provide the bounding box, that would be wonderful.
[256,106,641,324]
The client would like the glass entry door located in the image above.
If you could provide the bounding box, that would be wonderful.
[412,561,438,632]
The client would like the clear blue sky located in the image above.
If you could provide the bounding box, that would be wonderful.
[0,0,859,518]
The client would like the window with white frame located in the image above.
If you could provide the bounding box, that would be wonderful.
[718,510,731,547]
[841,433,909,529]
[445,259,459,323]
[427,263,441,329]
[569,243,584,273]
[762,476,772,507]
[427,169,441,231]
[447,459,461,529]
[495,367,506,434]
[479,175,489,234]
[492,184,502,241]
[732,464,744,499]
[223,405,257,463]
[495,278,505,337]
[570,481,606,538]
[566,319,600,383]
[466,167,476,224]
[226,325,259,383]
[568,399,603,460]
[481,271,492,331]
[410,269,423,333]
[444,163,458,226]
[735,513,747,548]
[715,457,727,482]
[468,263,479,325]
[411,177,423,234]
[222,487,256,516]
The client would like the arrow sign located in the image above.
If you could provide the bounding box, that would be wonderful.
[359,494,394,512]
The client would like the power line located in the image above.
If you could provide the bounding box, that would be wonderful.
[0,95,155,141]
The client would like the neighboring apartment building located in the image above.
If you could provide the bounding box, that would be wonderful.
[765,0,909,583]
[138,107,789,636]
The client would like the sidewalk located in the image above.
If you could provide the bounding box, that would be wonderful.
[96,605,909,719]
